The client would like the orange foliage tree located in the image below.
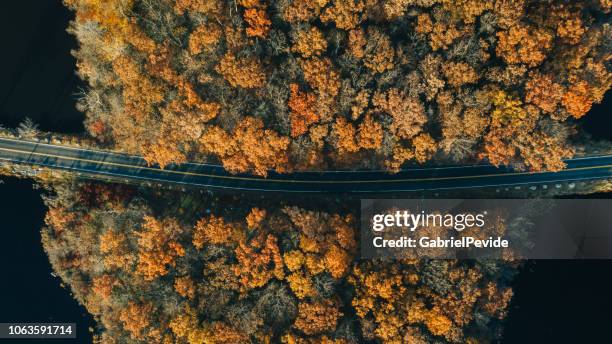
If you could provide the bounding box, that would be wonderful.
[234,234,285,291]
[320,0,365,30]
[525,72,565,115]
[200,117,290,176]
[373,88,427,140]
[292,27,328,57]
[135,215,185,281]
[216,53,266,88]
[288,84,320,137]
[188,23,222,55]
[294,300,342,335]
[43,182,520,343]
[357,114,383,150]
[67,0,611,175]
[244,8,272,38]
[496,25,553,67]
[119,301,155,340]
[193,214,243,248]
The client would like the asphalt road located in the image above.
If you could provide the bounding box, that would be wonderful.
[0,137,610,193]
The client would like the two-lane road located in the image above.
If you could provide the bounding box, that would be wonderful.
[0,137,610,193]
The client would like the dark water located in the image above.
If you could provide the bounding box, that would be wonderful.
[503,260,612,343]
[0,177,93,343]
[505,78,611,344]
[580,93,612,141]
[502,192,612,343]
[0,1,93,342]
[0,0,84,133]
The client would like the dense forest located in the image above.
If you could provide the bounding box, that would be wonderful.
[66,0,610,175]
[42,181,518,343]
[33,0,611,343]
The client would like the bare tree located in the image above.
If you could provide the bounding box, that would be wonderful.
[17,117,39,139]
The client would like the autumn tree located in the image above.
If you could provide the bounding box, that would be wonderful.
[412,133,438,163]
[496,24,553,67]
[357,115,383,150]
[242,2,272,38]
[216,53,266,88]
[282,207,356,286]
[99,229,136,271]
[300,57,340,122]
[294,300,342,335]
[119,301,155,340]
[282,0,328,23]
[142,136,187,169]
[320,0,365,30]
[174,276,196,299]
[524,72,565,115]
[174,0,222,15]
[246,207,267,229]
[234,234,285,291]
[442,62,479,87]
[482,90,573,171]
[68,0,610,174]
[562,80,595,118]
[441,0,493,24]
[373,88,427,140]
[200,117,291,176]
[188,23,222,54]
[331,117,360,153]
[288,84,320,137]
[135,215,185,281]
[362,28,395,73]
[292,27,328,57]
[42,180,519,343]
[193,214,243,248]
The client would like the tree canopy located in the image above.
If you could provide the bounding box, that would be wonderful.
[66,0,611,175]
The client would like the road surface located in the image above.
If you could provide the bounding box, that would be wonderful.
[0,137,610,193]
